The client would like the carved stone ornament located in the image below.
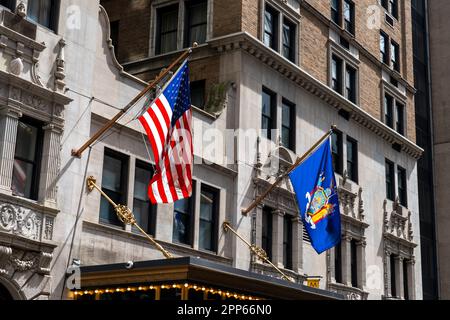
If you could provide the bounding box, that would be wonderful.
[0,203,42,241]
[15,2,26,18]
[10,57,24,75]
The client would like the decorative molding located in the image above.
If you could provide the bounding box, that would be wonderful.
[207,32,423,160]
[0,200,57,243]
[383,198,415,244]
[328,282,368,300]
[54,39,66,92]
[0,245,12,274]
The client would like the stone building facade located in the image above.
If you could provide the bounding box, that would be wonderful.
[0,0,423,300]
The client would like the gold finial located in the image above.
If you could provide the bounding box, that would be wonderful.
[193,42,199,48]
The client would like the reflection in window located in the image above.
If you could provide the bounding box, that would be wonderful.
[199,185,219,252]
[27,0,60,31]
[100,149,128,226]
[156,5,179,54]
[12,118,43,200]
[173,196,193,245]
[264,5,278,50]
[133,161,156,235]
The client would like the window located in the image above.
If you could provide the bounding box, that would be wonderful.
[346,136,358,183]
[199,185,219,252]
[380,31,389,64]
[351,239,358,287]
[403,259,409,300]
[27,0,60,32]
[384,91,406,136]
[398,166,407,207]
[190,80,206,109]
[391,40,400,72]
[173,193,194,246]
[343,0,355,35]
[281,99,295,150]
[283,215,293,270]
[133,161,156,236]
[335,242,343,283]
[156,5,179,54]
[264,5,278,50]
[382,0,398,19]
[12,117,43,200]
[261,88,276,140]
[331,54,343,94]
[185,0,207,47]
[331,131,343,175]
[282,18,296,62]
[385,159,395,201]
[384,93,394,128]
[390,254,397,297]
[262,207,273,261]
[389,0,398,18]
[345,65,356,103]
[100,149,129,226]
[110,20,120,58]
[396,102,405,135]
[331,0,340,25]
[0,0,15,10]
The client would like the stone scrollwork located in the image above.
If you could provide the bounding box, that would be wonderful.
[0,245,12,274]
[0,203,46,241]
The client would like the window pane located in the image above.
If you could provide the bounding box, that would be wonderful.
[100,190,122,226]
[27,0,55,29]
[12,160,34,198]
[385,94,394,128]
[187,1,207,46]
[102,155,123,192]
[173,211,189,244]
[158,6,178,54]
[133,198,150,233]
[396,102,405,135]
[134,166,152,200]
[190,80,206,109]
[200,190,214,221]
[199,220,212,251]
[15,121,38,161]
[262,207,273,261]
[335,242,343,283]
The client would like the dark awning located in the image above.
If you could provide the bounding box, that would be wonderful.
[78,257,343,300]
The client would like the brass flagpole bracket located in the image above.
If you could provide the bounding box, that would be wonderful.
[86,176,173,259]
[223,222,295,283]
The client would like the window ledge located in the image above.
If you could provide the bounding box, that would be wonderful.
[192,105,218,120]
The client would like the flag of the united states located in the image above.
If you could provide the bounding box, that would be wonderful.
[138,60,193,204]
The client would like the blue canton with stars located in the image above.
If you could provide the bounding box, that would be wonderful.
[163,60,191,127]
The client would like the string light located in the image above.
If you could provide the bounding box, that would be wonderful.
[72,283,262,301]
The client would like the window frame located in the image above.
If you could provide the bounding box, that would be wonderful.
[331,0,341,25]
[281,17,296,63]
[330,48,359,105]
[382,86,407,136]
[184,0,208,48]
[331,130,344,175]
[346,136,358,183]
[281,98,296,151]
[12,116,44,201]
[199,183,219,253]
[155,4,180,55]
[391,40,400,72]
[190,79,206,110]
[385,159,396,201]
[100,148,129,227]
[345,64,357,104]
[133,160,157,236]
[380,31,390,65]
[261,87,277,141]
[261,206,273,261]
[397,165,408,207]
[172,182,196,246]
[26,0,60,33]
[283,214,293,270]
[264,3,279,51]
[343,0,355,35]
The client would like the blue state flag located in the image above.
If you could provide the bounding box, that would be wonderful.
[288,138,341,254]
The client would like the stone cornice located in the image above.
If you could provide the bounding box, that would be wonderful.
[299,0,416,94]
[208,32,423,160]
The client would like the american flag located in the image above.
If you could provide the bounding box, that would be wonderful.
[138,60,193,204]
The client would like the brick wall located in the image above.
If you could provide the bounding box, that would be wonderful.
[101,0,151,63]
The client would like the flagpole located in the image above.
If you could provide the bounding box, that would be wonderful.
[241,125,337,216]
[71,46,194,158]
